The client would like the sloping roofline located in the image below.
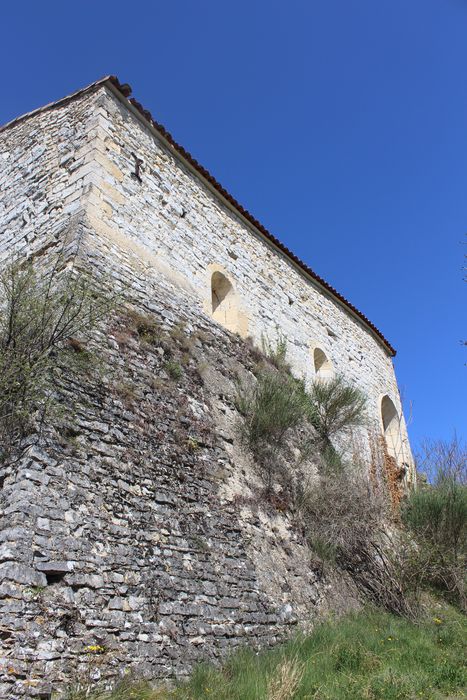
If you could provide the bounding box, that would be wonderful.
[0,75,396,356]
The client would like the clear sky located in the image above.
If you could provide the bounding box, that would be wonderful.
[1,0,466,449]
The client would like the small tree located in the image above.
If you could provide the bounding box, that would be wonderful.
[0,251,115,457]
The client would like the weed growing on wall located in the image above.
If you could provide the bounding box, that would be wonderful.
[125,309,162,346]
[307,374,367,445]
[0,251,116,458]
[261,330,289,371]
[236,367,310,492]
[164,360,183,381]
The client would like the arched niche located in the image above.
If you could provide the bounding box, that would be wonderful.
[313,347,334,379]
[381,395,401,460]
[210,270,239,333]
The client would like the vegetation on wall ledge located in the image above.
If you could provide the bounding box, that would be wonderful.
[237,335,467,618]
[0,249,116,459]
[237,336,416,616]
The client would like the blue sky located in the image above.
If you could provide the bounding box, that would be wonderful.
[1,1,466,448]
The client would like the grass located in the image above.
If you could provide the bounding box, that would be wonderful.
[61,603,466,700]
[164,360,183,381]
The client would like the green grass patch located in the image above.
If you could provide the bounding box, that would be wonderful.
[61,604,466,700]
[164,360,183,381]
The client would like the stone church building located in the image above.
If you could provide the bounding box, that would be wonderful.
[0,77,414,697]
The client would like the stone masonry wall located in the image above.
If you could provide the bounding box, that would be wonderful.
[79,86,414,473]
[0,265,356,698]
[0,88,103,265]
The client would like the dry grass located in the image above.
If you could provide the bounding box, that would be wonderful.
[266,657,304,700]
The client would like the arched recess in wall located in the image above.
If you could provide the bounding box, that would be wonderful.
[210,270,240,334]
[381,395,402,460]
[313,347,334,380]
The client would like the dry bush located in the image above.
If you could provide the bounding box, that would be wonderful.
[0,250,116,457]
[301,457,414,617]
[415,434,466,486]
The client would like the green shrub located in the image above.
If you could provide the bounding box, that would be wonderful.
[402,478,467,558]
[238,337,369,510]
[237,368,309,491]
[401,474,466,608]
[261,331,289,371]
[318,442,345,474]
[307,374,367,444]
[400,436,466,609]
[164,360,183,381]
[241,370,308,451]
